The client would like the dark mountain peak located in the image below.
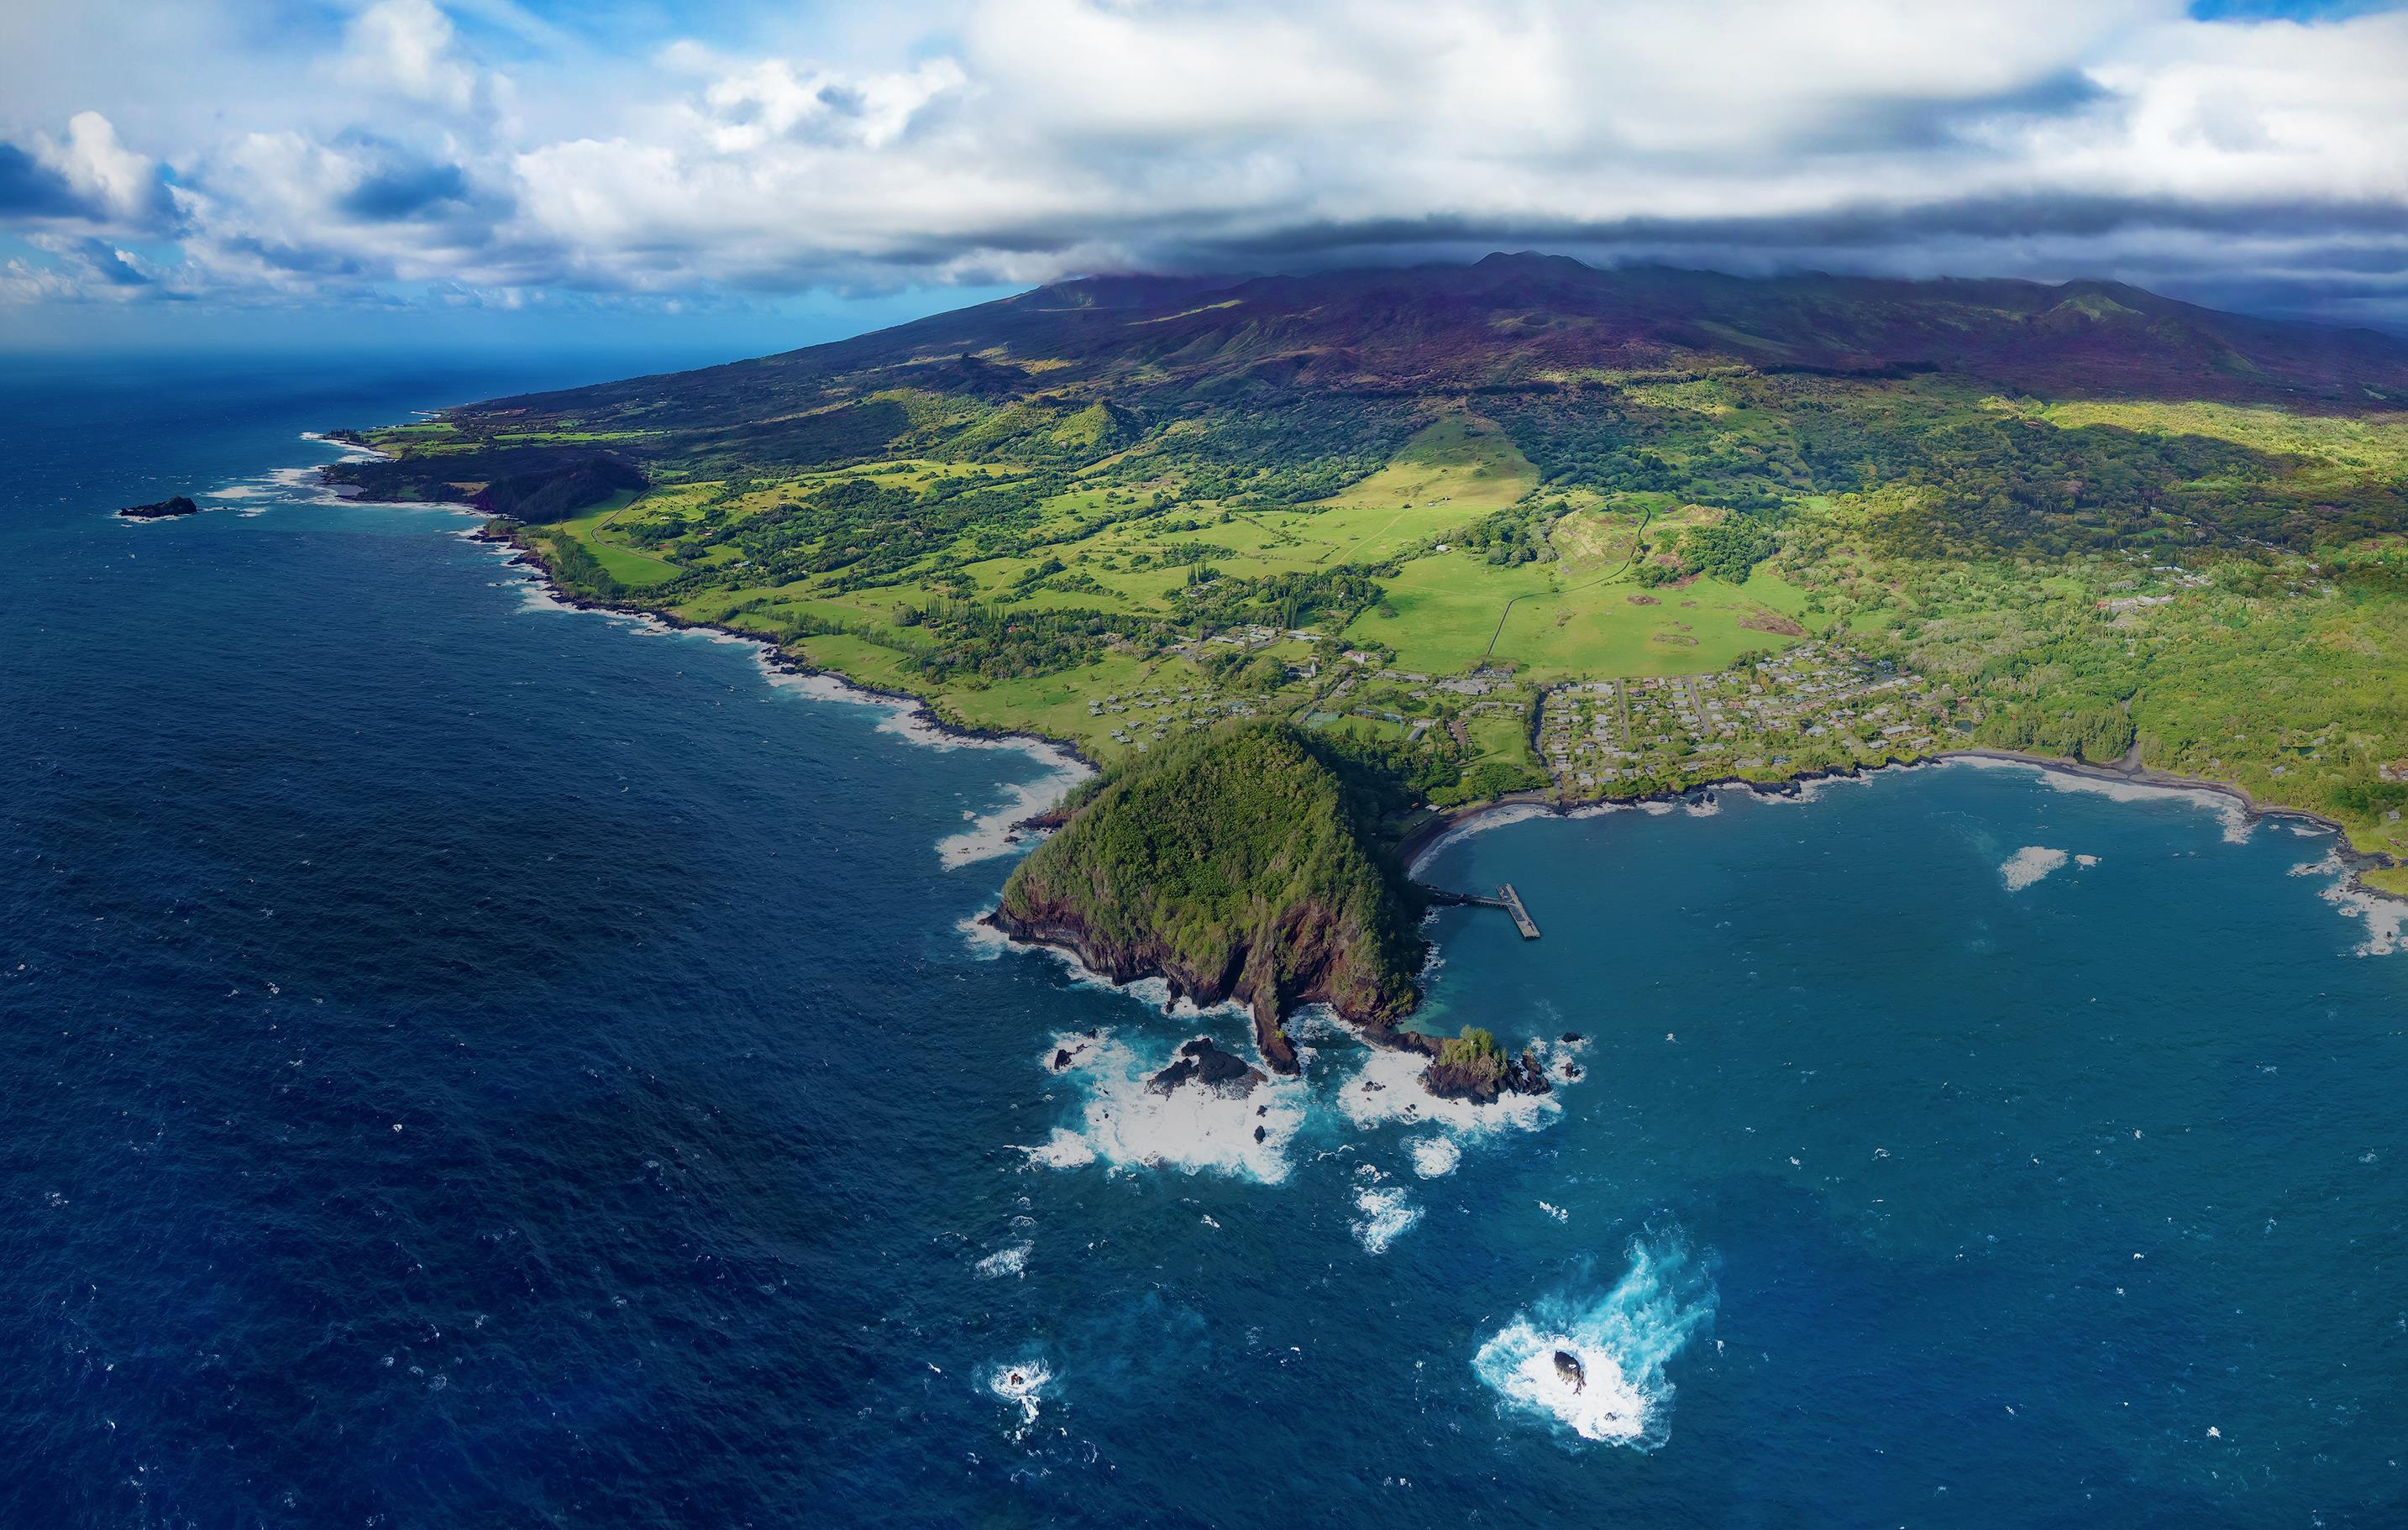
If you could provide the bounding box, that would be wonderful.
[1006,272,1232,313]
[475,255,2408,432]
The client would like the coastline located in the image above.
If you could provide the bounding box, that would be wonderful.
[1398,745,2405,909]
[327,433,2390,909]
[476,510,2405,998]
[323,454,2400,1021]
[467,519,1099,794]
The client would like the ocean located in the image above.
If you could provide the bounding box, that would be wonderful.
[4,351,2405,1527]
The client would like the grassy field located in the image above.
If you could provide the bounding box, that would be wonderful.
[1347,552,1809,678]
[554,495,679,585]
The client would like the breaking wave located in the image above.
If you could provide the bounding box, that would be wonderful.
[2293,851,2408,956]
[1350,1165,1422,1254]
[1473,1233,1717,1449]
[1019,1030,1308,1184]
[984,1356,1053,1442]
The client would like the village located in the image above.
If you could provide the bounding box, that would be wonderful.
[1084,620,1969,804]
[1534,642,1961,794]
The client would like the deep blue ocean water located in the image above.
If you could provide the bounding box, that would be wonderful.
[4,352,2406,1528]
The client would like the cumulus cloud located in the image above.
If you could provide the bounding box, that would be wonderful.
[334,0,496,118]
[2,0,2405,323]
[0,111,176,231]
[0,230,171,303]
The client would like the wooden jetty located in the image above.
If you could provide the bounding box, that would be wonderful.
[1496,883,1541,940]
[1414,881,1541,940]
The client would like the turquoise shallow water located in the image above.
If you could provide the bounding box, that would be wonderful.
[5,354,2406,1527]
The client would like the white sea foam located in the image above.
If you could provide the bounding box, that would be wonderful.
[1023,1129,1098,1170]
[1472,1235,1717,1449]
[2023,766,2255,843]
[977,914,1251,1024]
[1753,769,1897,808]
[974,1242,1032,1280]
[2075,853,2101,867]
[753,655,1091,861]
[957,914,1014,960]
[1409,1135,1461,1178]
[1020,1031,1305,1183]
[985,1357,1052,1440]
[2001,846,2070,891]
[2284,851,2406,956]
[1350,1167,1422,1254]
[937,752,1089,869]
[1549,1042,1588,1086]
[297,429,388,464]
[517,580,581,614]
[1334,1043,1564,1137]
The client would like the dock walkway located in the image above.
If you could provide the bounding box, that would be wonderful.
[1415,881,1541,940]
[1496,883,1540,940]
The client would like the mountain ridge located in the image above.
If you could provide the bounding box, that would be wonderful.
[470,256,2408,442]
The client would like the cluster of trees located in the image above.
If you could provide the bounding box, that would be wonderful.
[1459,501,1571,565]
[1486,377,2408,560]
[1432,1027,1510,1092]
[1126,398,1419,506]
[533,531,622,598]
[900,596,1136,683]
[1677,515,1781,584]
[997,721,1424,1022]
[1180,568,1387,633]
[1973,701,2135,762]
[644,471,1078,589]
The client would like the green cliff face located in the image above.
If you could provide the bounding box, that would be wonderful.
[990,721,1422,1069]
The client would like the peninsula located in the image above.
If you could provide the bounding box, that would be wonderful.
[328,258,2408,1077]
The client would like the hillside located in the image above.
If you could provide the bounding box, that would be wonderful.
[452,257,2408,447]
[329,255,2408,917]
[987,721,1423,1068]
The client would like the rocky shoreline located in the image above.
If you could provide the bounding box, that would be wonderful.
[983,893,1445,1077]
[453,498,2395,910]
[994,892,1555,1105]
[401,494,2400,1097]
[1396,745,2404,903]
[462,518,1101,778]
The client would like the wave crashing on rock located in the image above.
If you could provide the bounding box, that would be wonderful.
[1474,1234,1717,1449]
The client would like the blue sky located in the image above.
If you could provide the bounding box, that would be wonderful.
[4,0,2405,352]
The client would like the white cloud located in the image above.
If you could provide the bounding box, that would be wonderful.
[42,112,166,222]
[336,0,483,113]
[696,55,966,153]
[3,0,2405,322]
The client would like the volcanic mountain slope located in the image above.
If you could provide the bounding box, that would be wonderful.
[460,256,2408,452]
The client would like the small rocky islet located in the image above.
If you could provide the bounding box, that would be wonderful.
[116,495,201,520]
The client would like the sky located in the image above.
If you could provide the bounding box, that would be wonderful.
[3,0,2405,354]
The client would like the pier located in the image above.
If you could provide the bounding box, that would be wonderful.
[1415,881,1542,940]
[1496,883,1540,940]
